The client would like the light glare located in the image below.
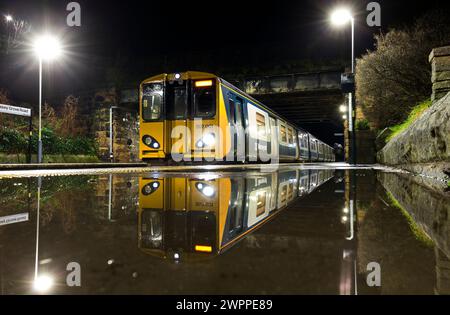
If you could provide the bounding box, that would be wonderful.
[331,8,352,26]
[33,275,54,292]
[202,186,215,197]
[5,15,13,22]
[33,34,62,61]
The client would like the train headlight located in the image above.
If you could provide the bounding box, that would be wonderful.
[143,135,160,149]
[195,182,215,197]
[142,181,160,195]
[144,137,152,146]
[196,133,215,148]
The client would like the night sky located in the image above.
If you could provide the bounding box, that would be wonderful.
[0,0,449,102]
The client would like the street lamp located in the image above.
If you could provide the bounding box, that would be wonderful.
[330,7,356,164]
[5,14,13,22]
[33,34,62,163]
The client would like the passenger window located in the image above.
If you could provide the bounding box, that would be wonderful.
[288,183,294,199]
[280,125,287,143]
[287,128,293,144]
[256,112,266,137]
[256,192,266,217]
[280,185,287,203]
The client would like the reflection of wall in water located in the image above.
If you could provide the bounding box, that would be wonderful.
[95,175,139,220]
[378,172,450,295]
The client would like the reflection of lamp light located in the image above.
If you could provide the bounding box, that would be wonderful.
[202,186,215,197]
[33,274,54,292]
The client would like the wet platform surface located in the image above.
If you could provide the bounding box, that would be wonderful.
[0,165,449,294]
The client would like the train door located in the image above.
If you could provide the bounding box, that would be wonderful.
[227,94,245,162]
[247,103,270,162]
[167,81,189,159]
[269,117,278,162]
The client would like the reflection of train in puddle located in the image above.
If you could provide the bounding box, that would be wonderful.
[138,169,334,261]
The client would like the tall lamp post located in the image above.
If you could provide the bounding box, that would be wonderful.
[331,8,356,164]
[32,34,62,163]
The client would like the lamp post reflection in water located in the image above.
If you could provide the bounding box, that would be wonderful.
[339,170,358,295]
[108,174,113,221]
[33,177,54,293]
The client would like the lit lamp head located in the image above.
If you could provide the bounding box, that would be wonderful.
[33,34,62,61]
[330,8,353,26]
[5,15,13,22]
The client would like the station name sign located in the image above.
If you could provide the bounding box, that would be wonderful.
[0,104,31,117]
[0,213,29,226]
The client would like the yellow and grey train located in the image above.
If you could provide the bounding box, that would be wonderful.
[137,169,334,261]
[139,71,335,163]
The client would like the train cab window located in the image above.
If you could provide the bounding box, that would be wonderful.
[287,128,293,144]
[193,80,216,118]
[256,192,266,217]
[256,112,266,137]
[280,125,287,143]
[142,83,164,121]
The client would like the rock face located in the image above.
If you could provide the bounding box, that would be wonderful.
[378,92,450,167]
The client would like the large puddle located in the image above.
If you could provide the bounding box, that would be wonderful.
[0,167,449,294]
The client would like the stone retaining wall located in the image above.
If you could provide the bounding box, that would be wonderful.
[378,92,450,167]
[377,46,450,181]
[430,46,450,102]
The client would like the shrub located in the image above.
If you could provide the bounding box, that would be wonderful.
[356,9,450,129]
[355,119,370,131]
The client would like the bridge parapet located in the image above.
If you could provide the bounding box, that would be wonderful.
[241,71,342,95]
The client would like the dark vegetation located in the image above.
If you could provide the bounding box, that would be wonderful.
[356,10,450,131]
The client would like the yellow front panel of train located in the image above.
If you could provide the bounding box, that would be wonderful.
[139,178,165,209]
[170,178,187,210]
[140,122,166,159]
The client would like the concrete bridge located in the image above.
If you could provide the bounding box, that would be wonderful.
[228,70,345,126]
